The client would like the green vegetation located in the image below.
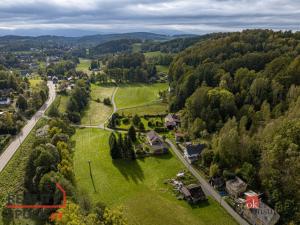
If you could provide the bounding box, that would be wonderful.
[169,30,300,224]
[90,39,141,56]
[118,102,168,116]
[76,58,91,73]
[0,119,47,206]
[73,128,237,225]
[144,51,165,59]
[81,84,115,125]
[156,65,169,73]
[66,79,90,123]
[132,43,141,53]
[58,95,69,114]
[29,77,42,87]
[115,83,168,109]
[106,52,158,83]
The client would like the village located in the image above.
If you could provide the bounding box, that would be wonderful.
[123,112,281,225]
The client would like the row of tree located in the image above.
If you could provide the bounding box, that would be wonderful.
[109,126,137,160]
[66,79,90,123]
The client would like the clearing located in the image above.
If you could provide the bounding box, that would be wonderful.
[81,84,115,126]
[118,102,168,116]
[76,58,91,73]
[73,128,237,225]
[115,83,168,109]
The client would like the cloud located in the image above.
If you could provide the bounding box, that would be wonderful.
[0,0,299,35]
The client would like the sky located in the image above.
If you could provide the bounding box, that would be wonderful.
[0,0,299,36]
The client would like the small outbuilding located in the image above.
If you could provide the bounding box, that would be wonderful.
[180,183,206,204]
[242,191,280,225]
[0,97,11,106]
[226,177,247,198]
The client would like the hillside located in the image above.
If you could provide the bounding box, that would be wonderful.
[168,29,300,224]
[90,39,141,55]
[0,32,174,51]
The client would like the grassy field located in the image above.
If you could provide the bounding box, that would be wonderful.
[76,58,91,73]
[118,102,168,116]
[73,128,237,225]
[156,65,169,74]
[58,95,69,114]
[144,51,165,59]
[115,83,168,109]
[132,43,141,53]
[81,84,115,125]
[29,75,43,88]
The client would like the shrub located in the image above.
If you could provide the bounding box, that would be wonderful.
[103,98,111,106]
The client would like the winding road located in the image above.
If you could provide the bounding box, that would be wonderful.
[0,81,56,173]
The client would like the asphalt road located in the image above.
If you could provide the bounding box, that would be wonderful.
[166,139,249,225]
[0,81,56,173]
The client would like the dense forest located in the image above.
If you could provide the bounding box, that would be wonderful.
[141,33,226,53]
[105,53,157,83]
[169,30,300,224]
[90,39,141,56]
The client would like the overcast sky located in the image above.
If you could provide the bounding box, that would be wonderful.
[0,0,299,36]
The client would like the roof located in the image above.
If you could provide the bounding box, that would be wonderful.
[146,130,162,144]
[165,113,180,123]
[185,143,205,156]
[175,132,185,137]
[251,201,280,225]
[181,184,206,199]
[226,177,247,192]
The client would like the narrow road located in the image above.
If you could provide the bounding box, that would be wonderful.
[0,81,56,173]
[99,86,118,129]
[166,139,249,225]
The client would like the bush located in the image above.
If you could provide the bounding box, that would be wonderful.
[103,98,111,106]
[122,118,130,125]
[154,127,168,133]
[67,112,81,123]
[138,122,145,131]
[132,115,141,126]
[223,170,236,180]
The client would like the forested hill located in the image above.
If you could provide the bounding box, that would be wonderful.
[169,29,300,224]
[141,33,226,53]
[90,39,141,56]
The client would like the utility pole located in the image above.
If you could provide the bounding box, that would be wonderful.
[88,160,97,193]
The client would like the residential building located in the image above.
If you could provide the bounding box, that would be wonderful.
[0,97,11,106]
[145,130,168,154]
[226,177,247,198]
[164,113,180,129]
[180,183,206,204]
[241,191,280,225]
[183,143,206,164]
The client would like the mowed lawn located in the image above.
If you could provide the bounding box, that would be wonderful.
[81,84,115,125]
[156,65,169,74]
[76,58,91,73]
[29,78,42,87]
[118,102,168,116]
[73,128,237,225]
[115,83,168,109]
